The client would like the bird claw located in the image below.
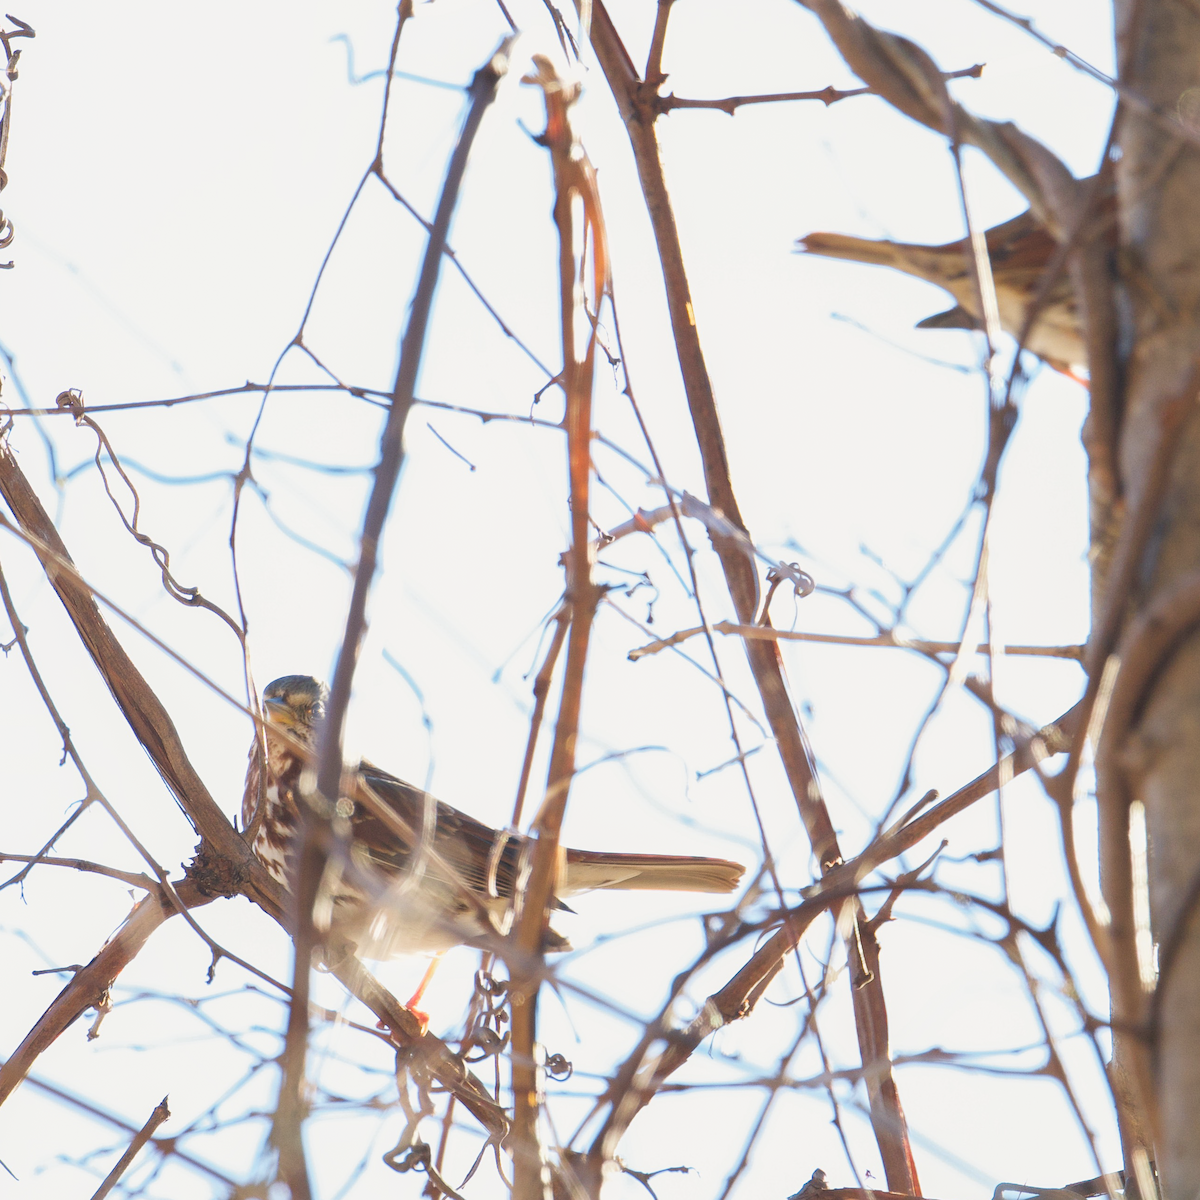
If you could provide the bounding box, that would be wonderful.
[374,1004,430,1039]
[403,1002,431,1036]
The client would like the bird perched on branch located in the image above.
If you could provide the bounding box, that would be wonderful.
[797,209,1088,378]
[243,675,744,1012]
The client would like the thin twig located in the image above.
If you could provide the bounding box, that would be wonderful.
[0,853,158,892]
[659,65,983,115]
[0,879,214,1108]
[15,1072,234,1187]
[511,604,571,829]
[88,1095,170,1200]
[628,620,1085,661]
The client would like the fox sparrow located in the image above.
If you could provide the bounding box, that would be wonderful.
[798,208,1087,377]
[243,675,745,969]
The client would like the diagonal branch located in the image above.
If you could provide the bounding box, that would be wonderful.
[583,4,918,1189]
[0,880,214,1108]
[88,1095,171,1200]
[584,698,1081,1159]
[0,440,279,913]
[0,442,508,1146]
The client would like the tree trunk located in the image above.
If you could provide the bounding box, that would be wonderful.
[1113,2,1200,1192]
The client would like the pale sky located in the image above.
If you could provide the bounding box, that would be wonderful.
[0,1,1118,1197]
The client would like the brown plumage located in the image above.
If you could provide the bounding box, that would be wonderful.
[243,675,744,961]
[797,209,1086,377]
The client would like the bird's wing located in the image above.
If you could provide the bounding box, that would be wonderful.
[352,762,534,902]
[350,762,743,902]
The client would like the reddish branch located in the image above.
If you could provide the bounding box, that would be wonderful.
[511,604,571,828]
[508,56,607,1200]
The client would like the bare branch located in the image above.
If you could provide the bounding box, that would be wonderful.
[0,879,214,1108]
[0,853,158,892]
[275,38,512,1198]
[88,1094,171,1200]
[629,620,1085,661]
[584,4,918,1185]
[659,64,984,115]
[509,54,607,1200]
[0,430,509,1149]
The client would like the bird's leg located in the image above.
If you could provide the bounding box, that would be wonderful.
[403,951,445,1030]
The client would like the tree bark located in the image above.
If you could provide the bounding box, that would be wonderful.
[1113,0,1200,1191]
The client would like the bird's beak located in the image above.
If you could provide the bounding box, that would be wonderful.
[263,697,297,729]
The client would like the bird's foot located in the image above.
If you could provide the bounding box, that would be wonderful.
[403,1002,430,1036]
[375,1003,430,1038]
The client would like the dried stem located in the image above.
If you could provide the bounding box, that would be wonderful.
[511,604,571,828]
[509,56,606,1200]
[629,620,1084,661]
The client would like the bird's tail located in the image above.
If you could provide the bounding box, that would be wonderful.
[562,850,744,894]
[797,231,967,285]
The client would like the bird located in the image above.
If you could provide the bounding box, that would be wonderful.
[788,1168,828,1200]
[243,674,745,1015]
[797,208,1087,377]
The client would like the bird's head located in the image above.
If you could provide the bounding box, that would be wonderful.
[262,675,328,743]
